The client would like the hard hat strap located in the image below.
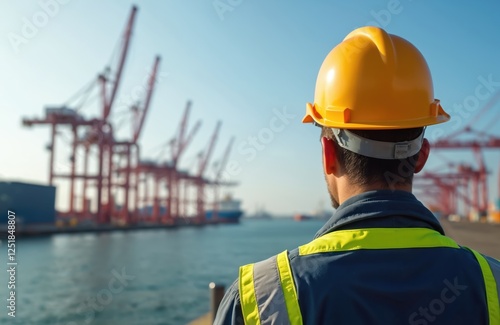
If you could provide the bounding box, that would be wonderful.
[331,128,426,160]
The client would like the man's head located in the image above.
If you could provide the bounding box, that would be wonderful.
[320,127,430,208]
[302,26,449,208]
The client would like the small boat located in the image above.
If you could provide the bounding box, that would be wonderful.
[294,214,314,221]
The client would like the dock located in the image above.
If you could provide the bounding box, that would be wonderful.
[441,219,500,259]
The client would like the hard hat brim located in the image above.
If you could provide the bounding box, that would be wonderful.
[302,102,450,130]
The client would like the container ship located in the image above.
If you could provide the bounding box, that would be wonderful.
[205,195,243,223]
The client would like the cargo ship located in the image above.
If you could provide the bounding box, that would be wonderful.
[205,195,243,223]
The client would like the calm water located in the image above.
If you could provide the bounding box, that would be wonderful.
[0,219,325,325]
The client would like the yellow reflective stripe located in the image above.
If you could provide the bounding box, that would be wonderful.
[239,264,261,325]
[467,249,500,325]
[299,228,459,255]
[276,251,303,325]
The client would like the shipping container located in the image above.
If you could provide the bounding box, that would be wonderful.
[0,181,56,225]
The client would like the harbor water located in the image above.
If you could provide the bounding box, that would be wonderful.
[0,218,325,325]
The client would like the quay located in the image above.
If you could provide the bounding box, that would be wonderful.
[441,219,500,259]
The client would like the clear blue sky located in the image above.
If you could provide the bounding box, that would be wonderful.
[1,1,499,215]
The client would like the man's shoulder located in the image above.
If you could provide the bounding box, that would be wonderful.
[213,279,243,325]
[483,254,500,272]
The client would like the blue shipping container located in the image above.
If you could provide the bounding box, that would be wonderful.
[0,181,56,225]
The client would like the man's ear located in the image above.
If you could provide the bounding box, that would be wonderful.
[321,137,338,175]
[414,138,430,174]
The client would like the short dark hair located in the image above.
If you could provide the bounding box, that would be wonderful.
[321,127,424,187]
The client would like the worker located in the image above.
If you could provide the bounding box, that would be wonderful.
[214,26,500,325]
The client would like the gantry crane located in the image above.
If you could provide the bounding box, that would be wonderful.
[22,6,138,224]
[194,121,221,223]
[415,164,485,218]
[210,137,236,221]
[94,6,138,223]
[423,89,500,220]
[114,55,160,224]
[432,131,496,214]
[166,101,202,221]
[21,5,240,228]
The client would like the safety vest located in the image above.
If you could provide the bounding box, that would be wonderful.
[239,228,500,325]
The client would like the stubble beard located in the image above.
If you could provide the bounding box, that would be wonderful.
[324,174,340,209]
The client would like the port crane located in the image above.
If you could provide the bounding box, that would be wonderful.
[166,101,202,221]
[21,5,239,228]
[211,137,236,221]
[22,6,138,224]
[113,55,160,224]
[195,121,221,223]
[418,89,500,221]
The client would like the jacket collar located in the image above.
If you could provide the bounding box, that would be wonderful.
[315,190,444,239]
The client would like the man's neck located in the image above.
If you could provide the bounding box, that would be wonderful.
[337,179,412,205]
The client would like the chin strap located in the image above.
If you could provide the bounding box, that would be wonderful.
[331,128,425,160]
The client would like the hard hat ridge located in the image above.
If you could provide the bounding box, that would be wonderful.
[303,26,450,130]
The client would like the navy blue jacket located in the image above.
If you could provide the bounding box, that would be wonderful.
[214,190,498,324]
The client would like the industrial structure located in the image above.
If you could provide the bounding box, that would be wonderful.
[21,6,238,229]
[14,5,500,227]
[415,90,500,223]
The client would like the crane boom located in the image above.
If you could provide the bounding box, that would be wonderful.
[432,126,500,149]
[172,101,191,164]
[170,102,201,166]
[177,101,192,153]
[438,89,500,141]
[215,137,235,182]
[433,138,500,149]
[177,120,202,164]
[133,55,161,143]
[103,5,138,120]
[198,121,221,177]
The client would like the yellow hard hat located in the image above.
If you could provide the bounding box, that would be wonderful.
[303,26,450,130]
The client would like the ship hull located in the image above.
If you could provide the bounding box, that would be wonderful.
[205,210,243,223]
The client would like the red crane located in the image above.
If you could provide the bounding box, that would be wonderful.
[132,56,161,144]
[94,5,138,223]
[114,55,160,224]
[415,164,484,218]
[211,136,235,221]
[432,127,500,216]
[101,6,137,122]
[170,101,202,166]
[164,101,202,222]
[425,88,500,220]
[22,6,138,224]
[195,121,222,223]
